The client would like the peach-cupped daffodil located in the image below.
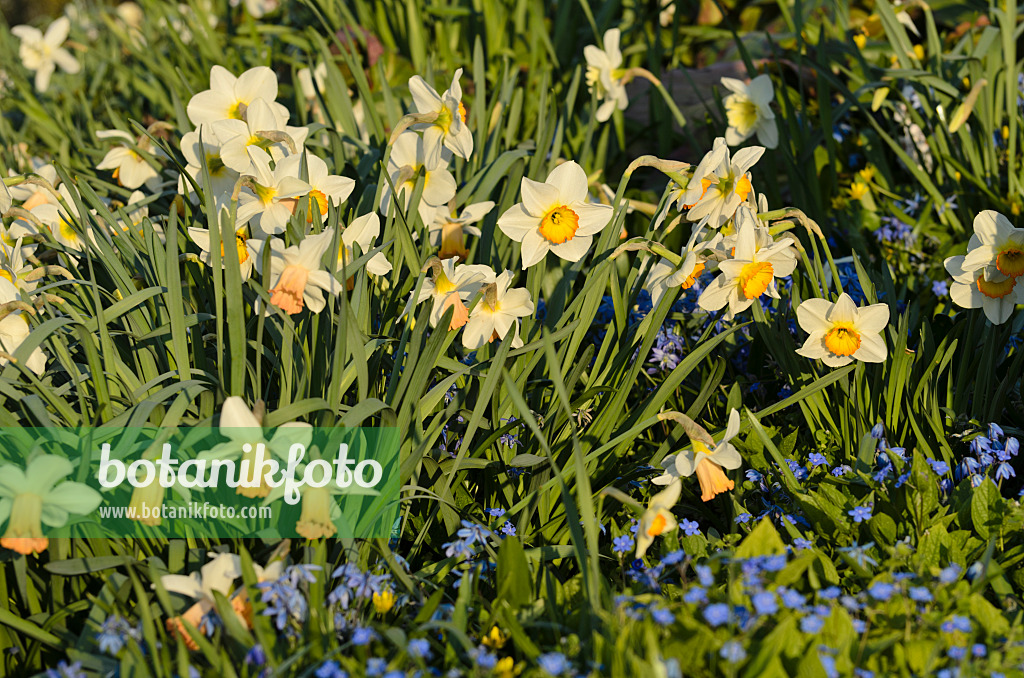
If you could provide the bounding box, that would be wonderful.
[237,147,312,238]
[497,161,613,268]
[196,396,312,498]
[380,131,457,225]
[944,255,1022,325]
[462,270,534,349]
[721,74,778,149]
[584,28,628,122]
[260,228,341,315]
[683,137,764,229]
[0,454,101,555]
[795,293,890,367]
[407,257,496,330]
[697,207,797,319]
[426,201,494,261]
[653,409,742,502]
[275,153,354,224]
[635,480,681,559]
[407,69,474,167]
[159,552,247,650]
[187,65,288,127]
[11,17,80,93]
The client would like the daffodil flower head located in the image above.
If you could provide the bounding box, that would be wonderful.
[497,161,613,268]
[11,17,81,93]
[961,211,1024,279]
[427,201,494,261]
[0,454,101,555]
[408,68,474,167]
[652,410,742,502]
[0,181,11,216]
[584,28,629,122]
[261,230,340,315]
[697,206,796,319]
[644,233,721,308]
[721,74,778,149]
[187,223,260,281]
[462,270,534,349]
[187,65,288,127]
[410,257,496,330]
[213,98,308,175]
[336,213,393,279]
[795,293,890,367]
[274,152,355,225]
[95,129,161,190]
[160,552,246,648]
[945,254,1023,325]
[684,138,764,229]
[635,480,681,559]
[236,147,312,238]
[0,277,45,375]
[380,131,457,225]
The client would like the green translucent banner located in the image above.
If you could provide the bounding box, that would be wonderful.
[0,427,400,541]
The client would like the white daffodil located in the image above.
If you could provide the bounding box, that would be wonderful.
[0,278,44,375]
[11,17,81,93]
[0,182,10,216]
[160,552,247,649]
[959,211,1024,280]
[584,28,628,122]
[262,228,340,315]
[721,74,778,149]
[0,454,101,555]
[274,153,355,224]
[196,396,312,497]
[187,65,288,127]
[407,258,495,330]
[9,163,60,208]
[497,161,613,268]
[426,201,494,261]
[263,460,379,541]
[0,238,36,293]
[214,98,308,175]
[408,68,474,166]
[635,480,681,559]
[187,223,260,280]
[297,61,327,101]
[244,0,281,18]
[795,293,890,367]
[179,124,240,206]
[684,137,763,229]
[31,184,102,252]
[652,409,742,502]
[644,232,720,308]
[336,213,392,278]
[95,130,162,190]
[697,207,796,319]
[462,270,534,349]
[379,131,457,225]
[236,147,312,238]
[945,255,1022,325]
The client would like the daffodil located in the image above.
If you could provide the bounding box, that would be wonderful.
[261,228,340,315]
[263,464,379,540]
[187,65,288,127]
[697,207,797,319]
[0,181,10,216]
[684,137,764,229]
[496,161,613,268]
[214,98,308,175]
[30,184,97,252]
[652,409,742,502]
[795,293,890,367]
[297,61,327,101]
[196,396,312,497]
[187,223,260,280]
[644,233,720,308]
[408,68,474,167]
[244,0,280,18]
[0,454,101,555]
[380,131,457,225]
[236,147,312,238]
[407,258,496,330]
[274,152,355,224]
[959,211,1024,279]
[95,129,162,190]
[336,213,393,278]
[0,278,44,375]
[635,480,681,559]
[159,552,246,649]
[945,255,1022,325]
[721,74,778,149]
[179,124,240,206]
[462,270,534,349]
[584,28,629,122]
[426,201,494,261]
[11,17,81,93]
[0,238,36,293]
